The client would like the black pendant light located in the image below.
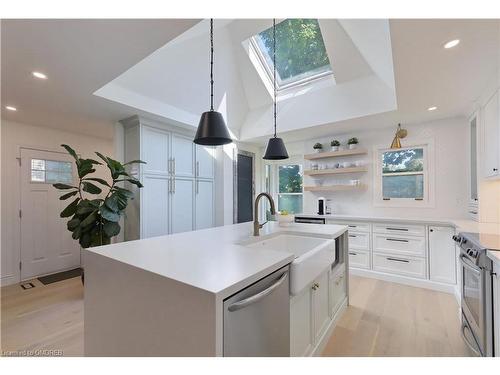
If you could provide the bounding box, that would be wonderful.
[194,19,232,146]
[263,19,289,160]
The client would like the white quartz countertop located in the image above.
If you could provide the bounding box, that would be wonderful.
[86,222,347,299]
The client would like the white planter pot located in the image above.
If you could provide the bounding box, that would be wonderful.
[348,144,357,150]
[331,146,339,152]
[314,149,322,153]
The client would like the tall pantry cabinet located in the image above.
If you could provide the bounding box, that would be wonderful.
[121,116,215,241]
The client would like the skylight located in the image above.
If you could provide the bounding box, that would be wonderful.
[252,19,333,90]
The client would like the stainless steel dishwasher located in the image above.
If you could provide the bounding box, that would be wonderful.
[223,265,290,356]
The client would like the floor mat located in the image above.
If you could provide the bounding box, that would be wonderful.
[38,268,82,285]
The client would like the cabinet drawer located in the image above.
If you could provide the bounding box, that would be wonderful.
[373,253,426,279]
[373,223,425,237]
[373,233,426,257]
[347,232,369,250]
[348,250,370,269]
[329,221,370,233]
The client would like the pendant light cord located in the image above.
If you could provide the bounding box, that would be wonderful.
[210,18,214,112]
[273,18,277,138]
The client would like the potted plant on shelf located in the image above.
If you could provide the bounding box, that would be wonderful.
[52,144,145,284]
[330,140,341,152]
[347,137,359,150]
[313,143,323,153]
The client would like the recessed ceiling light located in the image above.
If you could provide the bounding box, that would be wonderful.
[5,105,17,111]
[444,39,460,49]
[428,106,437,111]
[32,71,47,79]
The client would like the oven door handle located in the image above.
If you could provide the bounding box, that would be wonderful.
[459,254,480,273]
[461,322,481,356]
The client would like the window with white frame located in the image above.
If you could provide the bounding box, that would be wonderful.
[31,159,73,184]
[265,162,303,214]
[375,145,431,206]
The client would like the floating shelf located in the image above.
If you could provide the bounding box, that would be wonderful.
[304,167,367,176]
[304,148,367,160]
[304,184,366,192]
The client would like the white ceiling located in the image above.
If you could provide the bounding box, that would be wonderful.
[1,19,200,139]
[2,19,499,144]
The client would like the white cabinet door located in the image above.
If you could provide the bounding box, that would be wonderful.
[313,271,330,343]
[142,126,169,175]
[171,178,194,234]
[196,145,215,179]
[195,180,214,230]
[330,268,347,315]
[171,134,194,177]
[429,226,456,284]
[493,262,499,357]
[483,90,500,178]
[290,285,313,356]
[142,175,169,238]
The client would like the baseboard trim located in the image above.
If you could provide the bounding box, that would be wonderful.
[350,268,456,294]
[1,275,18,287]
[310,297,348,357]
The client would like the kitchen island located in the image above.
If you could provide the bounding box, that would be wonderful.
[84,221,348,356]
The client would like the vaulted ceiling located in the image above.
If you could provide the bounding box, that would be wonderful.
[2,19,499,143]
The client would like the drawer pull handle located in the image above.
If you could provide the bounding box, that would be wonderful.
[348,225,357,228]
[386,227,409,231]
[349,252,357,256]
[386,257,410,263]
[386,238,409,243]
[349,234,357,238]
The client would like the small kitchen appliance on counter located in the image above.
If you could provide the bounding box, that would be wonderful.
[453,232,497,356]
[318,197,326,215]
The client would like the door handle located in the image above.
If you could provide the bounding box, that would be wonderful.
[461,322,481,356]
[386,227,408,232]
[172,178,175,194]
[173,158,176,175]
[196,180,199,194]
[386,238,409,243]
[227,272,288,312]
[196,161,200,177]
[349,252,357,256]
[386,257,410,263]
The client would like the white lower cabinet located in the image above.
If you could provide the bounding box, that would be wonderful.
[428,226,456,284]
[171,178,194,234]
[313,271,330,343]
[372,253,426,279]
[348,250,370,269]
[290,285,313,357]
[329,268,346,315]
[290,266,347,356]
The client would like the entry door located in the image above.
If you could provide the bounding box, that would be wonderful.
[235,152,254,223]
[20,148,80,279]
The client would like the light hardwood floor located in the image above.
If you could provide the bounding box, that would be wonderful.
[1,275,470,357]
[322,276,471,356]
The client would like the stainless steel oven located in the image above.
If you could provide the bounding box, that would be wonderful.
[454,233,494,356]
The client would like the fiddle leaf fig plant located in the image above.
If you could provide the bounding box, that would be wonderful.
[53,144,145,248]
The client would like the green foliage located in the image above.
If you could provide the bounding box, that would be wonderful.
[53,144,145,248]
[313,142,323,150]
[279,165,303,193]
[331,140,340,147]
[347,137,359,145]
[382,148,424,174]
[258,19,331,83]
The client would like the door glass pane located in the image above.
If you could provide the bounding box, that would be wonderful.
[31,170,45,182]
[382,148,424,173]
[382,174,423,199]
[31,159,73,183]
[278,194,303,214]
[463,266,480,324]
[278,165,303,193]
[31,159,45,170]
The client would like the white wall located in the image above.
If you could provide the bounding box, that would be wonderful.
[282,117,469,220]
[1,120,115,286]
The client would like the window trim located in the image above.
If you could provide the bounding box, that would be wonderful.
[373,141,435,208]
[249,28,334,92]
[264,158,304,215]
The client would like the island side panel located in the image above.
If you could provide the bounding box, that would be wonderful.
[84,251,217,356]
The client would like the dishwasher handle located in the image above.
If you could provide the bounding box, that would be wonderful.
[227,272,288,312]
